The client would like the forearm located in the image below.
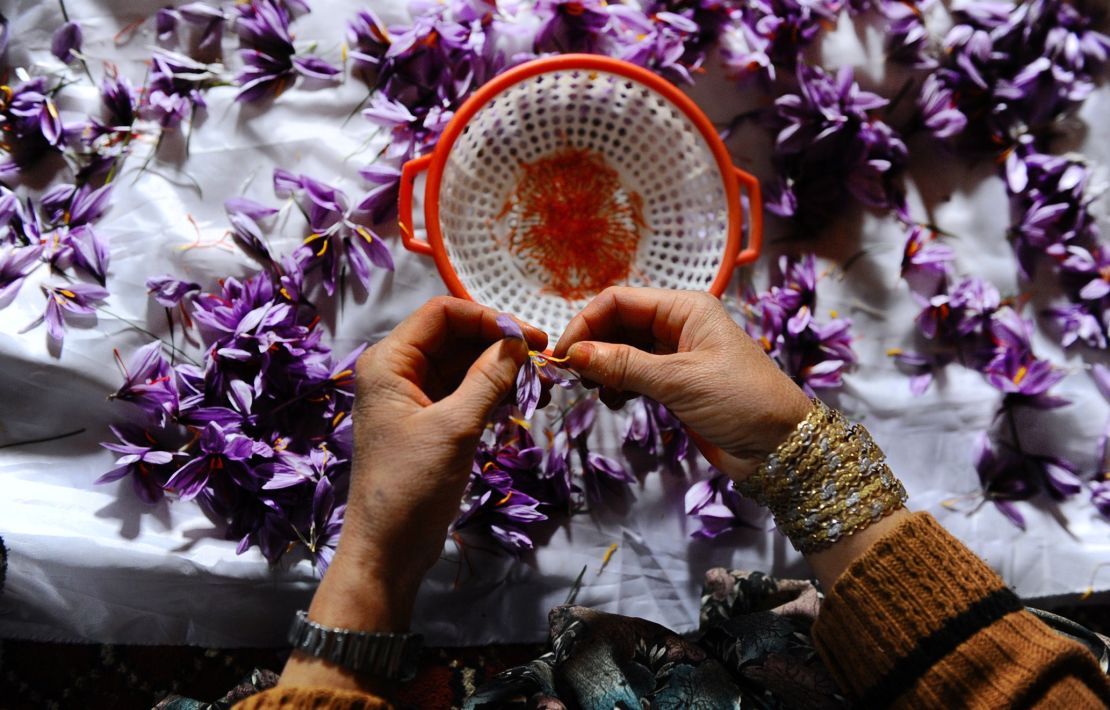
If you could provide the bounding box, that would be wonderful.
[809,511,1110,707]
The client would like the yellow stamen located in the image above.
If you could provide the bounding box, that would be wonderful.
[341,42,348,63]
[279,287,292,300]
[759,335,772,352]
[599,542,619,572]
[1012,366,1028,385]
[509,416,531,430]
[46,100,59,119]
[315,238,329,257]
[331,411,346,428]
[495,491,513,506]
[356,226,375,243]
[482,461,495,472]
[886,347,904,356]
[829,310,839,318]
[58,288,76,299]
[331,368,353,381]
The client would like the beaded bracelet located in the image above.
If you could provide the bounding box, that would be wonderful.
[736,399,907,553]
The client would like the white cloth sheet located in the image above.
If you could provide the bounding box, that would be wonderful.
[1,0,1109,647]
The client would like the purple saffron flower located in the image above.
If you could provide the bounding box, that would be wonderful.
[1047,303,1106,349]
[96,75,137,134]
[235,0,339,103]
[534,0,609,54]
[347,9,391,71]
[685,470,753,539]
[744,254,857,394]
[96,424,178,504]
[357,162,402,223]
[901,224,954,295]
[143,49,218,128]
[0,245,42,302]
[109,341,179,424]
[1092,478,1110,519]
[305,475,345,571]
[917,73,967,140]
[156,7,179,43]
[51,21,83,64]
[178,2,227,55]
[984,308,1068,409]
[497,314,542,418]
[974,428,1081,531]
[261,446,344,489]
[883,0,935,68]
[581,451,635,505]
[0,78,67,177]
[278,172,395,295]
[974,433,1032,529]
[146,275,201,308]
[770,64,908,224]
[607,6,700,83]
[166,421,256,500]
[24,282,109,342]
[720,0,836,84]
[624,397,689,470]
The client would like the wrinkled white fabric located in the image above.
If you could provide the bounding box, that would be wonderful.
[1,0,1108,647]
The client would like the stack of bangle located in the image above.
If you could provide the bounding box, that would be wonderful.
[737,399,908,553]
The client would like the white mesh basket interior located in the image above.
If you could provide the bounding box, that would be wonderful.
[436,67,731,338]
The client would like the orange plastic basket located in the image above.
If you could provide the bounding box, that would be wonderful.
[398,54,762,337]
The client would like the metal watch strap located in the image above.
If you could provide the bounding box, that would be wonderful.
[288,610,422,682]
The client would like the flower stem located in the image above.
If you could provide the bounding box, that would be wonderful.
[96,304,200,366]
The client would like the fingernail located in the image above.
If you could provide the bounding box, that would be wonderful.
[567,342,593,368]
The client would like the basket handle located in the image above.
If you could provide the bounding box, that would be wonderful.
[733,167,763,266]
[398,154,434,256]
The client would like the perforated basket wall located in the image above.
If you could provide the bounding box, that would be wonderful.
[435,67,735,338]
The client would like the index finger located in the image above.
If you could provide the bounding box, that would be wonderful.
[553,287,712,357]
[391,296,548,356]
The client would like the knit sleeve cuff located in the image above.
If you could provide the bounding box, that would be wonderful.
[812,511,1022,703]
[232,686,393,710]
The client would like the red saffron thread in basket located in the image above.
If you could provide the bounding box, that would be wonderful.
[500,147,646,301]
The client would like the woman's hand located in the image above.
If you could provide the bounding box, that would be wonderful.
[281,297,544,692]
[554,287,812,482]
[339,296,546,608]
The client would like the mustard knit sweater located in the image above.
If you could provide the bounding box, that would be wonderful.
[235,513,1110,709]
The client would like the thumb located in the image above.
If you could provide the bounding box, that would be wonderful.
[440,337,529,426]
[566,341,667,398]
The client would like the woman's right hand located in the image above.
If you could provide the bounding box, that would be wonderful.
[554,287,813,482]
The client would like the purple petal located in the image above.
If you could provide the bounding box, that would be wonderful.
[225,197,278,221]
[496,314,524,340]
[51,22,83,63]
[292,55,341,79]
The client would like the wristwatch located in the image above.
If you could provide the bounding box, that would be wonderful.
[287,610,423,682]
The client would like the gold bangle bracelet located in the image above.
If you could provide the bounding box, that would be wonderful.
[736,400,907,553]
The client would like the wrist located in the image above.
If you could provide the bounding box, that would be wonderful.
[307,546,422,633]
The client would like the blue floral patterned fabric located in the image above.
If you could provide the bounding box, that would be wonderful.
[464,569,846,709]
